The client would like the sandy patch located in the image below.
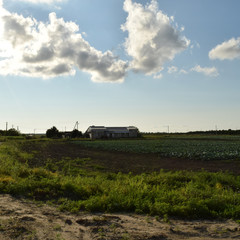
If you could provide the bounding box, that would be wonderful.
[0,194,239,240]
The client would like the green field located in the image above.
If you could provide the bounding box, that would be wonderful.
[73,136,240,160]
[1,136,240,220]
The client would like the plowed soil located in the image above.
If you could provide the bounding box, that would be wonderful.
[22,141,240,174]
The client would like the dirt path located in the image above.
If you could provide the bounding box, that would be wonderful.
[0,194,240,240]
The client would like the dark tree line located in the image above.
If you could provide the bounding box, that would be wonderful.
[46,126,82,138]
[0,128,21,136]
[187,129,240,135]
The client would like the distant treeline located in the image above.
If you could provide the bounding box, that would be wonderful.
[0,128,21,136]
[143,129,240,135]
[46,126,83,139]
[187,129,240,135]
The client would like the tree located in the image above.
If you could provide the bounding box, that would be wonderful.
[46,126,61,138]
[6,128,20,136]
[71,129,83,138]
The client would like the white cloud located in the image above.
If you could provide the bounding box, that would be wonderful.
[168,66,178,74]
[121,0,190,76]
[0,6,127,82]
[179,69,188,74]
[191,65,219,77]
[209,37,240,60]
[153,73,163,79]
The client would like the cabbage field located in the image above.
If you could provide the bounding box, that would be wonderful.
[74,137,240,160]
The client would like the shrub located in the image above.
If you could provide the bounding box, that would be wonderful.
[46,126,61,138]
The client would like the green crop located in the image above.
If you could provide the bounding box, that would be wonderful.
[74,138,240,160]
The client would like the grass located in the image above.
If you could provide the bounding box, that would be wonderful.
[1,139,240,220]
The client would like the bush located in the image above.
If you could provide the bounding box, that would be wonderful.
[71,129,83,138]
[46,126,61,138]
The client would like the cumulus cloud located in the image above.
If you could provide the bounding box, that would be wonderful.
[153,73,163,79]
[121,0,190,76]
[0,5,127,82]
[179,69,188,74]
[209,37,240,60]
[191,65,219,77]
[168,66,178,74]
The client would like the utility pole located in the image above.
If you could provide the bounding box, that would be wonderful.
[6,122,8,131]
[73,121,79,131]
[163,125,170,134]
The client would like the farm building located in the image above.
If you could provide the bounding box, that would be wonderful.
[85,126,139,139]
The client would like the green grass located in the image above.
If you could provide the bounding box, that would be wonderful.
[1,140,240,220]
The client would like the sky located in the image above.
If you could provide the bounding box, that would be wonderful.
[0,0,240,133]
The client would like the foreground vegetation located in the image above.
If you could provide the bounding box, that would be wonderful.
[1,139,240,220]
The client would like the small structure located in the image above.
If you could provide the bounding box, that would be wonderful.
[85,126,139,139]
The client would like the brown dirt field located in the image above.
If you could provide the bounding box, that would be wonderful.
[1,194,240,240]
[22,141,240,174]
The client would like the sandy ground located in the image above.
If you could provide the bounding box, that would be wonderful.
[0,195,240,240]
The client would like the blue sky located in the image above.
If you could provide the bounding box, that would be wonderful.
[0,0,240,133]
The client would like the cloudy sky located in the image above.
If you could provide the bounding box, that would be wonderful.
[0,0,240,133]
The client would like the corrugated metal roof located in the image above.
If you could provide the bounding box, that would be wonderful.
[86,126,138,133]
[86,126,106,132]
